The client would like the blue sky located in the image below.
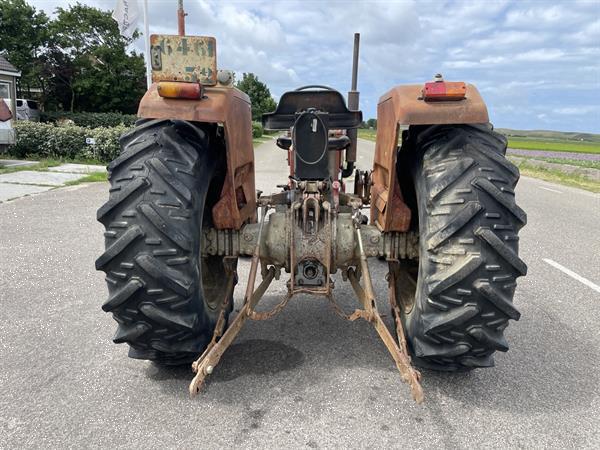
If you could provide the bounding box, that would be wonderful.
[31,0,600,133]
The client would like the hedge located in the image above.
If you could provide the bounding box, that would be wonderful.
[252,121,263,138]
[12,121,132,162]
[12,120,264,163]
[41,111,138,128]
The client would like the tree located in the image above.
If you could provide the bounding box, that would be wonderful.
[47,3,145,113]
[0,0,50,101]
[366,118,377,129]
[235,73,277,121]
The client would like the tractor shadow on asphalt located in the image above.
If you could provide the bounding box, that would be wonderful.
[143,262,596,413]
[142,284,398,399]
[145,337,305,381]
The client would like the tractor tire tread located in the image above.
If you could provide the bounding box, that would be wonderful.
[403,123,526,371]
[97,119,219,365]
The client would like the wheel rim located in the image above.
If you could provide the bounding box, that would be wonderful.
[201,255,234,312]
[395,260,418,315]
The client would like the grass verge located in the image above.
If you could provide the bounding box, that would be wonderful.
[253,135,275,147]
[0,159,63,174]
[358,129,377,141]
[64,171,108,185]
[0,157,106,175]
[511,159,600,193]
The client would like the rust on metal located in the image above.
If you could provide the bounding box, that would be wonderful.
[189,236,424,403]
[345,221,423,403]
[138,84,256,230]
[150,34,217,85]
[177,0,186,36]
[371,83,488,232]
[190,208,273,396]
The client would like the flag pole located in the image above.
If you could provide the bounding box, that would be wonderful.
[143,0,152,88]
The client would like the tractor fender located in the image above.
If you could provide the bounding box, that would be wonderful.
[371,84,488,232]
[138,84,256,230]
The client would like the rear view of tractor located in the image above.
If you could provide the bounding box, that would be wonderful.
[96,6,526,403]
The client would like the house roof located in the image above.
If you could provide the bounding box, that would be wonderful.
[0,55,20,75]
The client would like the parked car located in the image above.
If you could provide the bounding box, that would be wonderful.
[16,99,40,121]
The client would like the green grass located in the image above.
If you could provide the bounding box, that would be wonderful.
[513,160,600,193]
[253,135,275,147]
[507,138,600,154]
[64,171,107,185]
[0,156,107,175]
[358,129,377,141]
[0,158,63,175]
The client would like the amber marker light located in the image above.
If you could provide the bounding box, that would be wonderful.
[157,81,203,100]
[422,81,467,102]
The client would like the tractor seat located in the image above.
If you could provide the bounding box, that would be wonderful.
[276,135,351,152]
[263,86,362,131]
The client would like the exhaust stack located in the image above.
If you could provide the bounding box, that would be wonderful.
[177,0,186,36]
[346,33,360,165]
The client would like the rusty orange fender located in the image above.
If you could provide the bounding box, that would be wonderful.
[370,83,489,232]
[138,84,256,230]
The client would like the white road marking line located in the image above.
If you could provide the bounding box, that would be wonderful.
[543,259,600,294]
[539,186,563,194]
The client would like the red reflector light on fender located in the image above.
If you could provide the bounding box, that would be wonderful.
[157,81,203,100]
[422,81,466,102]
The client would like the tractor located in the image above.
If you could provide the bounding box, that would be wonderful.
[96,6,527,403]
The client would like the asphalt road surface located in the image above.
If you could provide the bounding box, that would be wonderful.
[1,139,599,449]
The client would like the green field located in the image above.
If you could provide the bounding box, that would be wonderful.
[358,128,600,154]
[506,138,600,154]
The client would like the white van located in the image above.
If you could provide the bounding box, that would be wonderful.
[16,99,40,121]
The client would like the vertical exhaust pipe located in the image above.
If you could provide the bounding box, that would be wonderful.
[346,33,360,166]
[177,0,186,36]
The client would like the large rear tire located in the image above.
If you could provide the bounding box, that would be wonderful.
[397,124,527,371]
[96,119,234,365]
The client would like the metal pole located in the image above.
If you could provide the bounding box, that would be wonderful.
[143,0,152,88]
[346,33,360,165]
[351,33,360,92]
[177,0,186,36]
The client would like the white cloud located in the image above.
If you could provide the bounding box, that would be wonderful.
[25,0,600,132]
[553,106,599,115]
[514,49,565,62]
[505,4,586,28]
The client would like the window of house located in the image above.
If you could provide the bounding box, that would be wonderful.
[0,82,10,99]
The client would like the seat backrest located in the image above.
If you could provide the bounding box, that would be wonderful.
[262,87,362,130]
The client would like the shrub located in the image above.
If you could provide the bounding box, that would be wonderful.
[41,111,138,128]
[252,121,263,138]
[12,121,131,162]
